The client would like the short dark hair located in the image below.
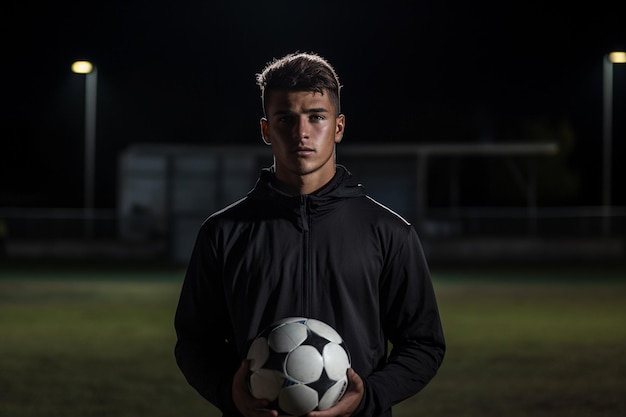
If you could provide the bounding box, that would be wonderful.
[256,52,342,116]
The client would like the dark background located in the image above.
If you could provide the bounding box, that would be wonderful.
[2,1,625,209]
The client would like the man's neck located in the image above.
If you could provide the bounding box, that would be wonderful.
[274,169,336,196]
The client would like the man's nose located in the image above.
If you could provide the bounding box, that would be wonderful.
[293,117,309,139]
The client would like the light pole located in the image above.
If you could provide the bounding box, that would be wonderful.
[71,60,98,238]
[602,51,626,236]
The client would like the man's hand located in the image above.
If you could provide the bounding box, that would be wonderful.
[307,368,364,417]
[232,360,279,417]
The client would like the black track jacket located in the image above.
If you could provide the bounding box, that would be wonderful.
[174,165,445,417]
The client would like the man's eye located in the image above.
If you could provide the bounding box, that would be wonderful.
[278,116,294,124]
[311,115,325,121]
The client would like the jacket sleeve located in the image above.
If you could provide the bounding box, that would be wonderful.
[358,226,446,416]
[174,223,241,416]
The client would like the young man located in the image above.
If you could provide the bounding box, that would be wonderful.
[174,52,445,417]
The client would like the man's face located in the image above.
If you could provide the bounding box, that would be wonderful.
[261,90,345,193]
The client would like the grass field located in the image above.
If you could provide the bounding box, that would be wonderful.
[1,259,625,417]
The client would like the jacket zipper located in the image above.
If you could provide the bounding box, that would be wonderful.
[299,195,311,317]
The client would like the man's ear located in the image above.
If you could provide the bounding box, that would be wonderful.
[334,114,345,144]
[260,117,270,145]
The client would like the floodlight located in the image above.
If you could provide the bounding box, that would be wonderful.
[71,61,94,74]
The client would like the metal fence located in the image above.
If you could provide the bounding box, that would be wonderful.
[0,208,117,240]
[1,205,624,261]
[425,206,626,238]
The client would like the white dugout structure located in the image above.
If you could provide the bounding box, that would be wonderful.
[117,142,576,262]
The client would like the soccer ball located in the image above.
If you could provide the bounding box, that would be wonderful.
[246,317,351,416]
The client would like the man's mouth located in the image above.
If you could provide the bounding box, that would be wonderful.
[295,147,314,156]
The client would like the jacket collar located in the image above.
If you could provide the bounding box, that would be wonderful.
[249,165,365,203]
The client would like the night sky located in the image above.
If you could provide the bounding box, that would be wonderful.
[3,1,625,209]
